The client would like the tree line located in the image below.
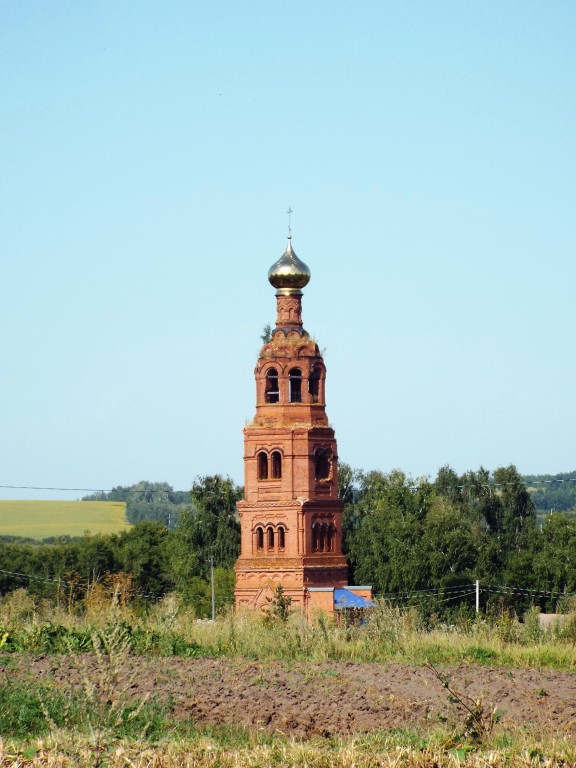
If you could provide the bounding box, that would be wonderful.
[342,464,576,614]
[82,482,190,528]
[1,466,575,618]
[524,471,576,516]
[0,476,241,616]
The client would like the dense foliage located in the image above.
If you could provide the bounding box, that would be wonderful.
[83,482,190,528]
[524,471,576,515]
[1,475,241,616]
[1,467,575,618]
[341,464,576,613]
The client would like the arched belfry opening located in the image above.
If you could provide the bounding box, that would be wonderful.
[315,448,332,481]
[289,368,302,403]
[235,231,373,617]
[265,368,279,403]
[309,366,322,403]
[271,451,282,479]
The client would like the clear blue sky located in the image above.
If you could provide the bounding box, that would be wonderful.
[1,0,574,500]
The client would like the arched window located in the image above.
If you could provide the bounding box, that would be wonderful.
[318,524,326,552]
[271,451,282,479]
[327,523,335,552]
[267,526,275,550]
[277,526,285,550]
[309,367,321,402]
[256,527,264,552]
[265,368,279,403]
[289,368,302,403]
[257,451,268,480]
[312,523,320,552]
[315,449,331,480]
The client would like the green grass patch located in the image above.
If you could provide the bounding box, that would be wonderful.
[0,682,66,738]
[0,500,129,539]
[463,645,499,664]
[0,680,175,741]
[0,622,211,657]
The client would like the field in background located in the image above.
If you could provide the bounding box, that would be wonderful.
[0,500,129,539]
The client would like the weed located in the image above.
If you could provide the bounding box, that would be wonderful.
[0,588,36,624]
[59,624,153,766]
[523,606,544,645]
[262,585,292,623]
[492,606,522,644]
[426,660,503,745]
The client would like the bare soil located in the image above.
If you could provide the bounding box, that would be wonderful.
[10,654,576,738]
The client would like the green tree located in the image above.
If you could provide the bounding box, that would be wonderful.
[423,497,489,586]
[116,522,173,596]
[167,476,241,615]
[532,512,576,599]
[348,470,433,594]
[338,462,363,556]
[434,465,464,507]
[172,475,241,581]
[494,465,536,553]
[523,471,576,515]
[125,481,187,529]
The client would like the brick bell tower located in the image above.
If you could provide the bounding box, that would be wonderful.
[235,233,363,614]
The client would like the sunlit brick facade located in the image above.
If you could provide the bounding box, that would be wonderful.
[234,236,371,615]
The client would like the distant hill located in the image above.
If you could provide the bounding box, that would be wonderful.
[82,482,190,529]
[523,471,576,515]
[0,500,130,541]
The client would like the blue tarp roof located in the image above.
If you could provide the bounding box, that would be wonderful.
[334,588,374,610]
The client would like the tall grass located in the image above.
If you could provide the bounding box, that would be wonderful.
[2,589,576,669]
[1,729,576,767]
[2,591,576,766]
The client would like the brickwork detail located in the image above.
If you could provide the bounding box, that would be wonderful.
[275,294,302,326]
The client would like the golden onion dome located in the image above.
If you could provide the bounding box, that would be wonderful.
[267,236,311,292]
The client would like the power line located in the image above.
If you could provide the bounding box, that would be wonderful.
[2,475,576,497]
[376,582,574,603]
[0,568,232,605]
[0,485,117,492]
[379,583,473,598]
[0,566,573,609]
[0,485,188,494]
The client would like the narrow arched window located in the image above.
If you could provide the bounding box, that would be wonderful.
[289,368,302,403]
[327,523,335,552]
[318,524,326,552]
[278,526,285,550]
[312,523,320,552]
[271,451,282,479]
[309,367,320,402]
[267,526,275,550]
[265,368,279,403]
[257,451,268,480]
[256,527,264,552]
[315,450,331,480]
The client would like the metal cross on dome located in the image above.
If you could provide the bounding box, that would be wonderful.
[287,206,293,236]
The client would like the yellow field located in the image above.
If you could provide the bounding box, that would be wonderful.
[0,500,130,540]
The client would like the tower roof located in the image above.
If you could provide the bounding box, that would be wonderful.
[268,236,311,293]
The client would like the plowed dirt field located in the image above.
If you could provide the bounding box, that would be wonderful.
[11,655,576,738]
